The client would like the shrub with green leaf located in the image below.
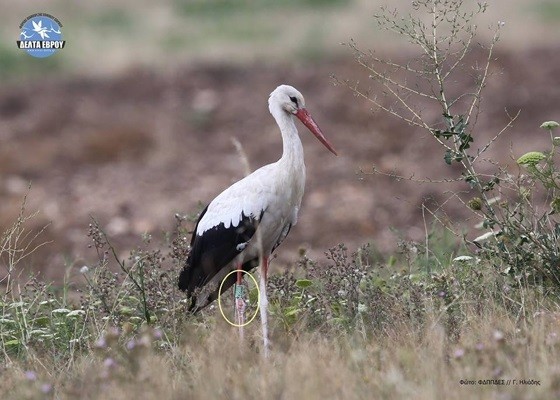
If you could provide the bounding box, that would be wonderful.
[335,0,560,293]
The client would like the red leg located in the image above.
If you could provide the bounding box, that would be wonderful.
[237,267,243,285]
[260,256,270,357]
[234,264,246,329]
[262,256,269,282]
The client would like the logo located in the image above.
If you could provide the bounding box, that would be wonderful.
[17,13,65,58]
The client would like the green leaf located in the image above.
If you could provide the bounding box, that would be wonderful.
[32,316,50,327]
[482,177,500,192]
[371,277,387,288]
[248,287,259,304]
[295,279,313,289]
[444,150,464,165]
[4,339,20,347]
[444,150,454,165]
[119,306,135,316]
[284,307,301,317]
[455,115,467,134]
[458,133,473,151]
[433,129,454,139]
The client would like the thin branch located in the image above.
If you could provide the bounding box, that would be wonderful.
[333,76,432,131]
[365,166,464,184]
[350,45,438,101]
[472,110,521,163]
[464,24,502,128]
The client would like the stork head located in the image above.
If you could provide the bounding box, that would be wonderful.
[269,85,337,156]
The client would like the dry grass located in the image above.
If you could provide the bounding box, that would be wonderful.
[2,301,559,400]
[1,198,559,399]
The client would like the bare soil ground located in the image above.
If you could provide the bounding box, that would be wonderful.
[1,46,559,281]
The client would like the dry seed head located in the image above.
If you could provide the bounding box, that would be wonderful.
[468,197,482,210]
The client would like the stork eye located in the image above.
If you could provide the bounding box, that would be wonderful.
[289,96,298,106]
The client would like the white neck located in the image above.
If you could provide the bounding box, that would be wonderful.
[270,105,305,169]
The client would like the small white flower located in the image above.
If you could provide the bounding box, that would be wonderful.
[473,231,496,243]
[51,308,71,315]
[24,371,37,381]
[453,255,473,262]
[29,329,47,337]
[94,337,107,349]
[40,384,52,394]
[103,357,116,368]
[540,121,559,131]
[66,310,85,317]
[493,330,505,342]
[498,21,505,27]
[80,266,89,274]
[453,348,465,359]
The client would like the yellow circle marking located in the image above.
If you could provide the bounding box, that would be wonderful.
[218,269,260,327]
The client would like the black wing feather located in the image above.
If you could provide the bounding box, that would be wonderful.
[178,207,263,311]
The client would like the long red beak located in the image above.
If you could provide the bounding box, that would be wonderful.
[295,108,338,156]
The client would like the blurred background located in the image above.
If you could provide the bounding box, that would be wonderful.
[0,0,559,281]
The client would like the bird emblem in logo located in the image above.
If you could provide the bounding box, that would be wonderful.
[17,13,65,58]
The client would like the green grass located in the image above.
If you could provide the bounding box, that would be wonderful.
[0,44,61,80]
[531,0,560,23]
[174,0,349,16]
[89,9,134,31]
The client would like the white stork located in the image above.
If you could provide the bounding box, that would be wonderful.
[178,84,337,355]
